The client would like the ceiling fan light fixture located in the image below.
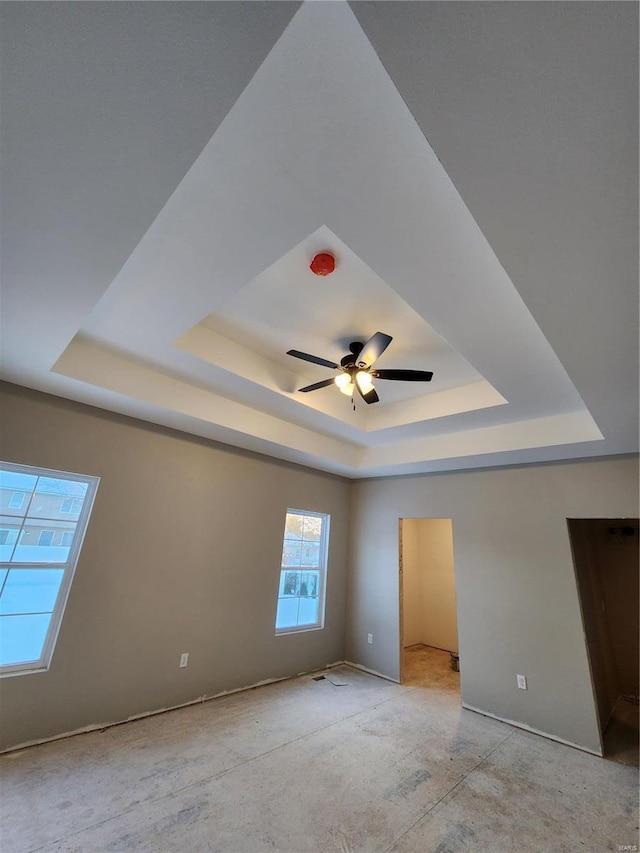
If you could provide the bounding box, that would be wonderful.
[356,370,374,393]
[335,373,355,396]
[287,331,432,405]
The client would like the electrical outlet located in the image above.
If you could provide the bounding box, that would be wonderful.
[367,633,373,645]
[517,674,527,690]
[179,653,189,668]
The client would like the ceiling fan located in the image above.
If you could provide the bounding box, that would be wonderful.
[286,332,433,405]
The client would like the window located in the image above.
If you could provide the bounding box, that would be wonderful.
[8,492,24,510]
[0,462,99,676]
[275,509,329,634]
[60,497,82,515]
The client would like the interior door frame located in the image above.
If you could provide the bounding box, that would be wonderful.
[398,516,460,686]
[398,518,405,684]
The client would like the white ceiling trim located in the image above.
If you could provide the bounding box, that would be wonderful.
[54,335,602,478]
[53,337,360,471]
[360,411,603,473]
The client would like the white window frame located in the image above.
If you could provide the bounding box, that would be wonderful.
[275,508,330,636]
[0,461,99,677]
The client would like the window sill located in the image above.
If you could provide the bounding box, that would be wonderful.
[0,664,49,679]
[275,624,324,636]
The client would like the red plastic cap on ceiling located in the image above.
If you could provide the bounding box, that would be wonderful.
[310,252,336,276]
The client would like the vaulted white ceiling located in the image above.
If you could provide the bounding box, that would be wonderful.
[1,1,637,477]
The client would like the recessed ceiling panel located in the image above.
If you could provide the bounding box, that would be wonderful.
[179,225,503,423]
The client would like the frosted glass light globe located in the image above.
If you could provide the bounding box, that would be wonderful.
[356,371,374,393]
[335,373,355,396]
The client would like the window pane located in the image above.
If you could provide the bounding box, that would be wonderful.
[0,569,65,615]
[284,513,304,539]
[28,478,88,521]
[0,613,52,666]
[282,540,302,566]
[280,570,299,596]
[0,517,21,562]
[301,542,320,567]
[12,522,73,563]
[299,571,319,597]
[0,471,37,517]
[275,597,300,630]
[302,516,321,542]
[297,595,319,626]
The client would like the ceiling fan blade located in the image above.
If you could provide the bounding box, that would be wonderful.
[286,349,339,369]
[374,369,433,382]
[356,332,393,368]
[298,378,337,393]
[357,383,379,405]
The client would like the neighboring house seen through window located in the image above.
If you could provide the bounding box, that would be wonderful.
[275,509,329,634]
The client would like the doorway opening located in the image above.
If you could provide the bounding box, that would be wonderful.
[399,518,460,694]
[567,518,639,767]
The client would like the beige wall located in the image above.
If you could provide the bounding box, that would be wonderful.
[347,457,639,754]
[2,381,638,758]
[402,518,458,653]
[0,384,351,752]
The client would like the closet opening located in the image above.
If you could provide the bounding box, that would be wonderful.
[568,518,639,766]
[399,518,460,695]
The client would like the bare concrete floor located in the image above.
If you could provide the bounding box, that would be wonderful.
[1,653,637,852]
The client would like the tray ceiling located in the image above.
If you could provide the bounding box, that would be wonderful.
[1,1,637,477]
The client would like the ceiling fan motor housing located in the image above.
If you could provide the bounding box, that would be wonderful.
[341,341,365,369]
